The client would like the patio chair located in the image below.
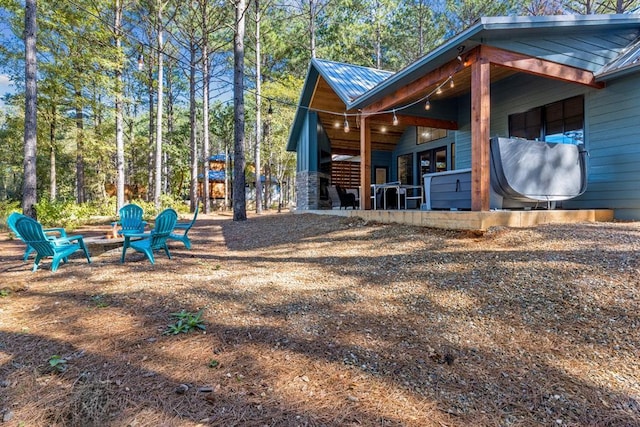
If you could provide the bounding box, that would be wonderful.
[112,203,147,236]
[335,185,357,209]
[169,201,199,249]
[7,212,68,261]
[121,208,178,264]
[14,216,91,272]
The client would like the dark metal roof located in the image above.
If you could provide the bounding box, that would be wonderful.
[198,171,225,181]
[313,59,393,104]
[208,154,228,162]
[349,14,640,110]
[597,36,640,79]
[286,59,393,151]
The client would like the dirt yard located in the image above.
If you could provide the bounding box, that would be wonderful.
[1,212,639,427]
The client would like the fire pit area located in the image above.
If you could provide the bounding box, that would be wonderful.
[83,235,128,256]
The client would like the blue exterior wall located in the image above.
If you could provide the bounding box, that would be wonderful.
[574,73,640,219]
[446,71,640,219]
[296,111,319,173]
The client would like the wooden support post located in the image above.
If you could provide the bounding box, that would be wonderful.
[471,55,491,211]
[360,116,371,210]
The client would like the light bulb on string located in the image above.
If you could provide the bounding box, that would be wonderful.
[343,113,350,133]
[449,77,455,88]
[137,54,144,71]
[436,85,443,95]
[392,110,399,126]
[424,99,431,111]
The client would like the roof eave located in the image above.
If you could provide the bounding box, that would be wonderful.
[349,14,640,110]
[348,22,486,110]
[286,63,319,152]
[596,63,640,81]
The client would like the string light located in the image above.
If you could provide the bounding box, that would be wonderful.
[137,54,144,71]
[297,47,467,121]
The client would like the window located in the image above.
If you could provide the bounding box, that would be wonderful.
[397,154,413,185]
[417,127,447,144]
[418,147,447,176]
[509,96,584,144]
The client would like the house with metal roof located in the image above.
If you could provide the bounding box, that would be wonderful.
[287,14,640,222]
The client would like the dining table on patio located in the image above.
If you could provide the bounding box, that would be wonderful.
[370,182,424,210]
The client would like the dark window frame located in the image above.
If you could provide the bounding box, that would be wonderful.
[417,146,447,177]
[508,95,584,144]
[397,153,414,185]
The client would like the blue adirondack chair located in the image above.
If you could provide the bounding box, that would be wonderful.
[169,201,199,249]
[112,203,147,235]
[121,208,178,264]
[14,216,91,272]
[7,212,68,261]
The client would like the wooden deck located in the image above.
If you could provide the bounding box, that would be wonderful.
[299,209,614,231]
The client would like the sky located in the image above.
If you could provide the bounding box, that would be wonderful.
[0,74,14,108]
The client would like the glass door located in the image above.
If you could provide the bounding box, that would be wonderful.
[418,147,447,176]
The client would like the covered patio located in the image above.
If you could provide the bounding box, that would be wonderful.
[288,15,640,227]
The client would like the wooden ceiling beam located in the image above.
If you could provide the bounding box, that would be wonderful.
[330,139,396,152]
[369,113,459,130]
[325,127,402,144]
[363,51,474,114]
[481,45,604,89]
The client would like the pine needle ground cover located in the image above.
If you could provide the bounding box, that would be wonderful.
[1,213,639,426]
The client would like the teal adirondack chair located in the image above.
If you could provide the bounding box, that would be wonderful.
[113,203,147,235]
[121,208,178,264]
[14,216,91,272]
[7,212,68,261]
[169,201,199,249]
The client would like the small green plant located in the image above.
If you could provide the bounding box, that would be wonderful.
[48,355,67,373]
[208,359,220,368]
[90,294,109,308]
[0,289,10,298]
[164,309,206,335]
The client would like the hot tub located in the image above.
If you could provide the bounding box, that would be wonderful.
[423,137,588,210]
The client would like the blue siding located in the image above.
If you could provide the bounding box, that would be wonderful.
[296,113,310,172]
[570,73,640,218]
[455,95,472,169]
[372,151,392,183]
[296,112,320,173]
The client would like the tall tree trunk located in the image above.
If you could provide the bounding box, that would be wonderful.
[233,0,247,221]
[23,0,37,218]
[115,0,125,212]
[202,29,211,214]
[165,58,174,195]
[309,0,316,58]
[147,64,155,202]
[255,0,262,214]
[154,8,164,209]
[374,0,381,69]
[189,40,198,212]
[418,0,424,57]
[49,111,56,200]
[75,86,85,203]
